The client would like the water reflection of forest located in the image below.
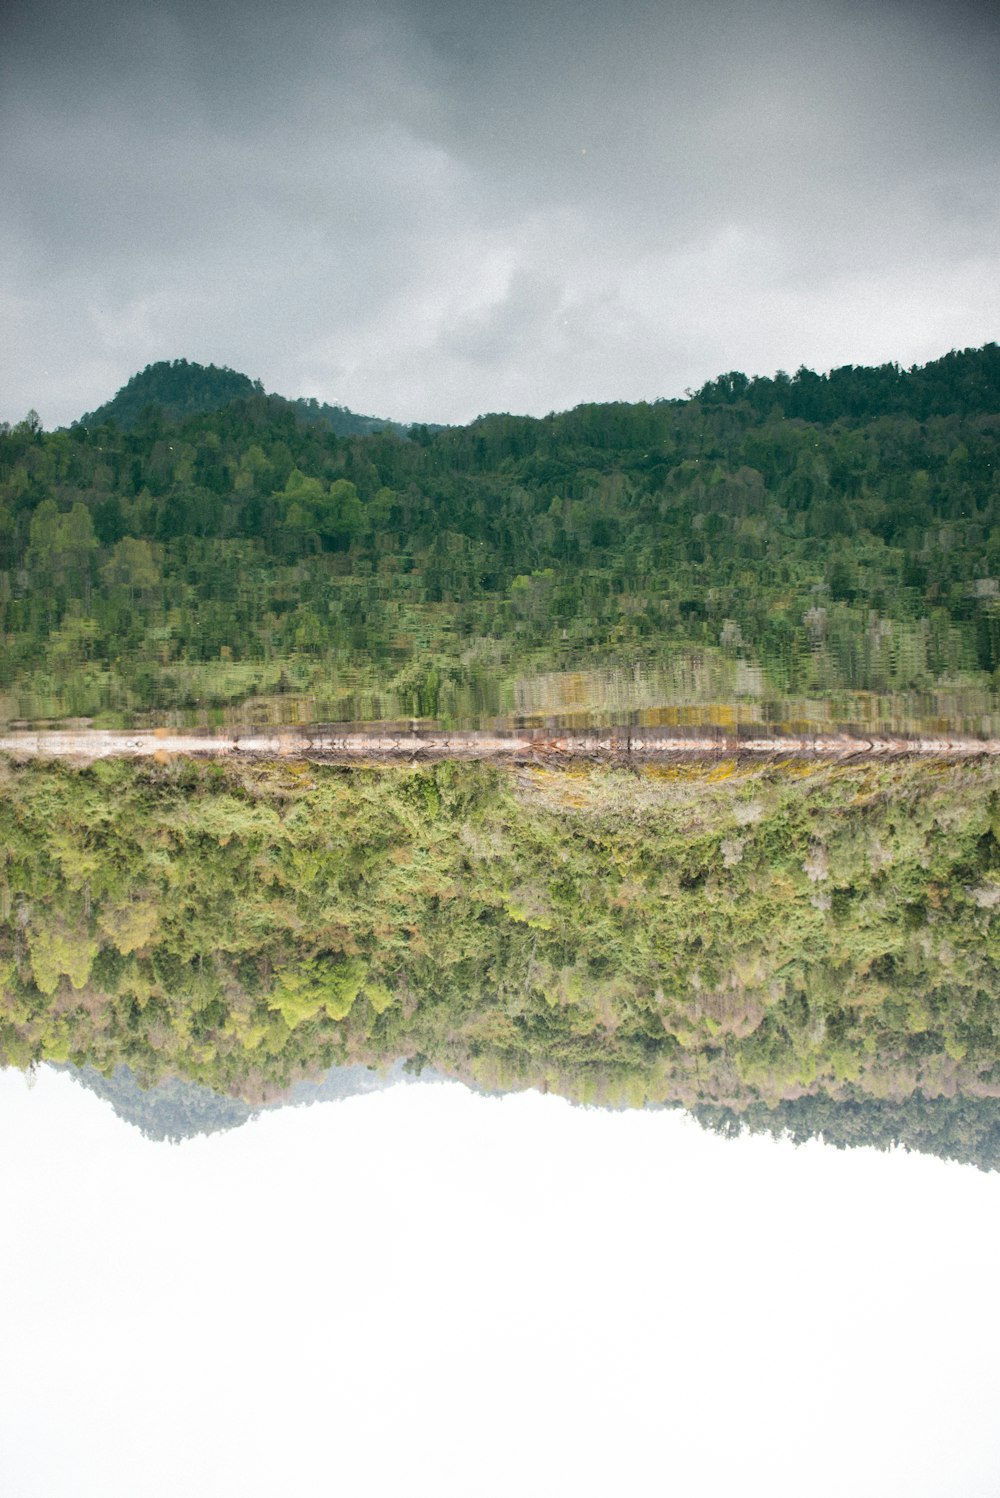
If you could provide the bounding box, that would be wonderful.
[3,755,1000,1168]
[4,345,1000,735]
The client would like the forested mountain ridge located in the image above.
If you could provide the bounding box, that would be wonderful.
[57,1055,430,1143]
[3,755,1000,1167]
[1,343,998,729]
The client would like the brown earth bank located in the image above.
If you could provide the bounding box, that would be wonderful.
[2,725,1000,764]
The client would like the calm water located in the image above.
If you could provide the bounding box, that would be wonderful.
[6,664,1000,740]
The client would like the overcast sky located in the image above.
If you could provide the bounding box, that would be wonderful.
[2,0,998,428]
[3,1067,1000,1498]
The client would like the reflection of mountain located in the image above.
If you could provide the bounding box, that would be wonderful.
[77,358,417,438]
[6,343,1000,734]
[58,1058,444,1143]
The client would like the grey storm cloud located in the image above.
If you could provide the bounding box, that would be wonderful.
[2,0,998,427]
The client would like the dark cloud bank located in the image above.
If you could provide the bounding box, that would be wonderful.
[2,0,997,427]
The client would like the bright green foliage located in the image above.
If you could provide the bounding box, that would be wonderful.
[28,929,98,995]
[1,755,999,1148]
[269,956,366,1027]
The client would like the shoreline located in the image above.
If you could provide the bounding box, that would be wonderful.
[2,726,1000,764]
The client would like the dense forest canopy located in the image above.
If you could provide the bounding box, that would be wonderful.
[0,344,998,729]
[2,755,1000,1166]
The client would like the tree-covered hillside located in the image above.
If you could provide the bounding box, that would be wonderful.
[1,344,998,728]
[58,1055,424,1143]
[2,756,1000,1167]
